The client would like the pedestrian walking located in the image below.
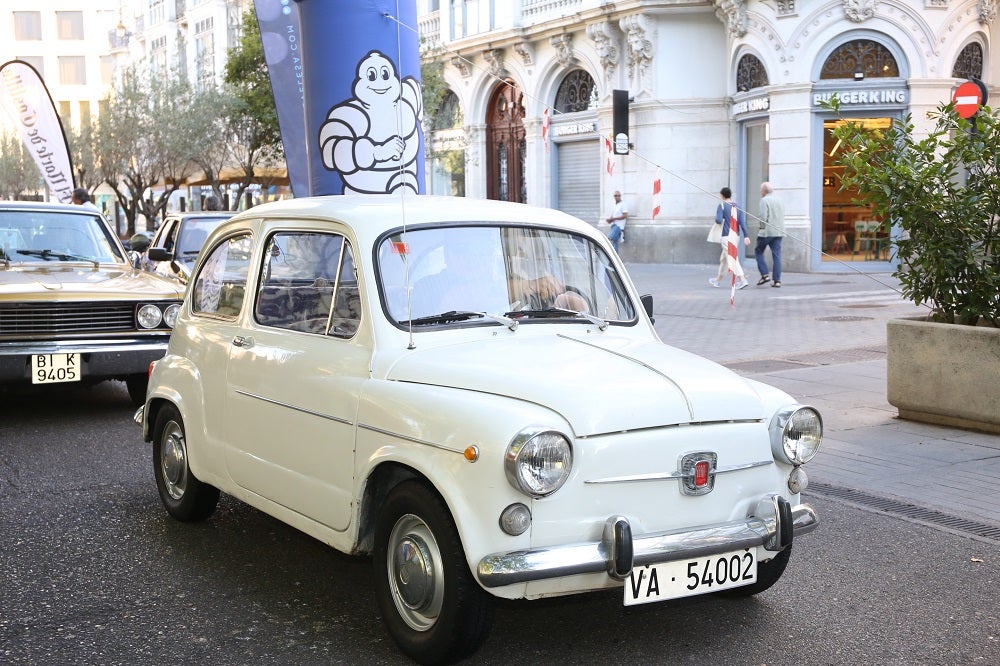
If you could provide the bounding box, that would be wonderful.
[709,187,750,289]
[71,188,100,213]
[755,181,785,287]
[605,190,628,252]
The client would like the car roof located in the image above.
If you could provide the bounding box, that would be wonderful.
[229,194,598,247]
[0,200,95,215]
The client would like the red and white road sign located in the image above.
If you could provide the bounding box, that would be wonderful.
[953,81,983,119]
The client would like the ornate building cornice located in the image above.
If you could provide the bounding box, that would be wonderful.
[586,21,620,84]
[844,0,877,23]
[621,13,653,83]
[980,0,998,24]
[483,48,507,79]
[714,1,748,37]
[550,34,576,68]
[513,40,535,67]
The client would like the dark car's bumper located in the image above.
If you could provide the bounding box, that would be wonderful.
[0,338,169,382]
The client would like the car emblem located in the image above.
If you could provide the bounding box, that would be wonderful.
[679,452,718,496]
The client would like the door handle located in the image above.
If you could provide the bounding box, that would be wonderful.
[232,335,254,348]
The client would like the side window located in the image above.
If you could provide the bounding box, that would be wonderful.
[191,234,253,317]
[255,231,361,338]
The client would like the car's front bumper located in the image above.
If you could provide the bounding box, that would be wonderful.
[477,495,817,588]
[0,338,169,381]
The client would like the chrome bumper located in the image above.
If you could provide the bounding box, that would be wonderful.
[477,496,818,588]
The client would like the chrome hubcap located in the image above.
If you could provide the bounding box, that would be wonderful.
[387,515,444,631]
[160,422,187,501]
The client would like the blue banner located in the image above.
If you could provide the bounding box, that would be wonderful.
[297,0,424,195]
[254,0,307,196]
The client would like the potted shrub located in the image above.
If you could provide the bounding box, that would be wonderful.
[829,98,1000,433]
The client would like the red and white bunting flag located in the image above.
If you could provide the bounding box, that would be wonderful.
[541,107,550,152]
[651,170,661,220]
[726,203,744,306]
[604,136,616,176]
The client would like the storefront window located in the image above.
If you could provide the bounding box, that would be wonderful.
[821,118,891,261]
[743,121,769,251]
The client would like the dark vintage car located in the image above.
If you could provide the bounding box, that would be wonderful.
[0,201,184,405]
[143,211,234,284]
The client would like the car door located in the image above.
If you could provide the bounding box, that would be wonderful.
[223,227,369,532]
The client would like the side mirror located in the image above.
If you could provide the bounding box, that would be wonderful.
[147,247,172,262]
[640,294,654,324]
[127,250,142,269]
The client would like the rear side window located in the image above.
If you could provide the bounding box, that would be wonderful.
[255,231,361,338]
[191,234,253,317]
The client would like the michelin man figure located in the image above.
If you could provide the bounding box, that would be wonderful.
[318,50,423,194]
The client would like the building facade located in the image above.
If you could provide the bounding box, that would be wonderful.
[418,0,995,271]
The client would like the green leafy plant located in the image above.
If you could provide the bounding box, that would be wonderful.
[828,98,1000,327]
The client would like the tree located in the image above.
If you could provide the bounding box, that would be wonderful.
[830,99,1000,326]
[97,64,206,235]
[67,121,101,195]
[222,7,283,205]
[0,131,38,200]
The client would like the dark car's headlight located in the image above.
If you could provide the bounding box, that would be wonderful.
[137,304,163,329]
[770,406,822,465]
[137,302,182,329]
[163,303,181,328]
[505,427,573,497]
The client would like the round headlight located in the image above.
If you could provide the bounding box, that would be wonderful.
[137,304,163,329]
[163,303,181,328]
[771,406,822,465]
[504,428,572,498]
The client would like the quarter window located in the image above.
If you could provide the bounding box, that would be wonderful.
[255,231,361,338]
[192,234,253,317]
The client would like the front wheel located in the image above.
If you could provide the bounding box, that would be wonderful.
[717,547,791,598]
[373,481,494,665]
[152,404,219,522]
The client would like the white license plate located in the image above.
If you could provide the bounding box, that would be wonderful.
[31,353,80,384]
[624,548,756,606]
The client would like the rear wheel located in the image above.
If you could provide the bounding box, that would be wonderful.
[373,481,494,665]
[718,547,791,597]
[152,404,219,522]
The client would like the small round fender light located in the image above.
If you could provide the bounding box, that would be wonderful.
[499,503,531,536]
[788,466,809,494]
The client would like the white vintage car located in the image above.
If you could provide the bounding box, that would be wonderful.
[137,194,820,665]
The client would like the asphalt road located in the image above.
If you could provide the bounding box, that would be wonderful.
[1,381,998,665]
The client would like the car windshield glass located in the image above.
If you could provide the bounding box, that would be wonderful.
[0,210,123,264]
[378,225,635,326]
[174,216,230,261]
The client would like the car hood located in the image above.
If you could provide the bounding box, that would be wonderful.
[0,264,184,299]
[386,333,768,436]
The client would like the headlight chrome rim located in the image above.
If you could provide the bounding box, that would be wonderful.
[163,303,181,328]
[770,405,823,465]
[137,304,163,329]
[504,427,573,498]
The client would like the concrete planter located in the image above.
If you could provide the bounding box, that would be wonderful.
[887,317,1000,433]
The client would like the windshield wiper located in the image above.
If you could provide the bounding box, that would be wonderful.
[505,307,609,331]
[400,310,518,330]
[15,249,100,267]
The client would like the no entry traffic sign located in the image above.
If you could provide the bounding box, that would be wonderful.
[953,80,985,119]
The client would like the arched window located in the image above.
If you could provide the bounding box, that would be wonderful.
[820,39,898,79]
[736,54,769,92]
[952,42,984,80]
[432,90,463,131]
[554,70,598,113]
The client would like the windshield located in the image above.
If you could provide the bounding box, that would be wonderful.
[0,210,124,264]
[378,225,635,326]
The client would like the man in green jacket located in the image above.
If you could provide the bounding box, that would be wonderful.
[755,181,785,287]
